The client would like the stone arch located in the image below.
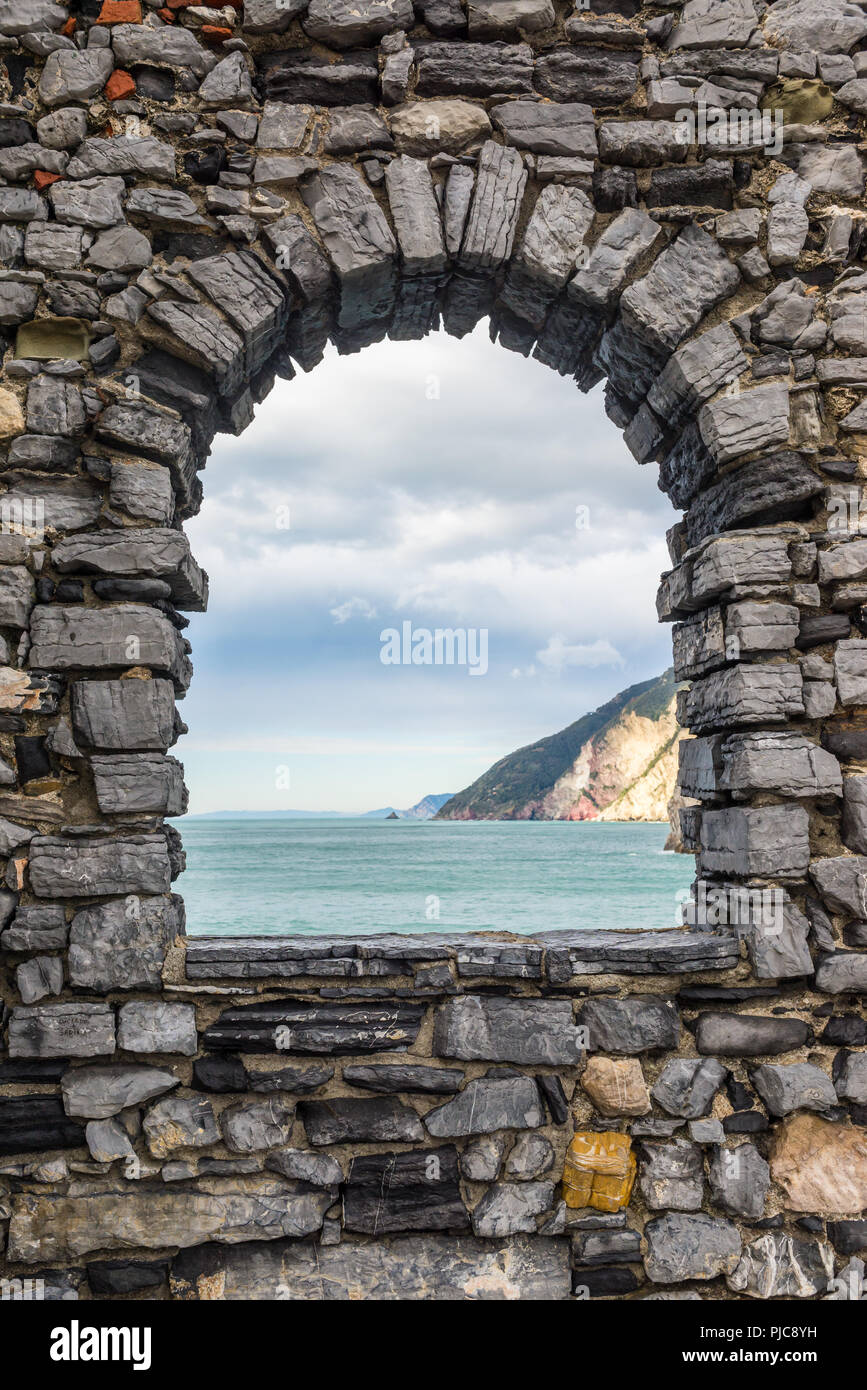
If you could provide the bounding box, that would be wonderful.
[0,0,866,1303]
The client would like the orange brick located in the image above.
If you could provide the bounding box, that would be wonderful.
[166,0,197,8]
[97,0,142,21]
[201,23,232,40]
[60,15,76,34]
[34,171,62,191]
[157,6,175,18]
[105,70,136,102]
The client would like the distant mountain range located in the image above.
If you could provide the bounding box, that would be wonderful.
[186,794,455,821]
[435,670,684,833]
[363,793,454,820]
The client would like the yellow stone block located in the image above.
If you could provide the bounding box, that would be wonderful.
[562,1130,636,1213]
[14,317,91,362]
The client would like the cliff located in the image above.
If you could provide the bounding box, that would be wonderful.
[436,670,685,829]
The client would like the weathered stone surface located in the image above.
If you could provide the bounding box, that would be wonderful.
[728,1232,834,1298]
[570,206,662,314]
[299,1096,424,1144]
[117,1001,197,1058]
[221,1099,295,1152]
[719,731,841,799]
[461,1134,506,1181]
[71,678,176,753]
[459,140,527,274]
[342,1064,464,1094]
[28,834,172,899]
[304,0,413,48]
[9,1181,331,1263]
[85,1118,135,1165]
[171,1233,570,1299]
[265,1149,341,1187]
[0,1095,84,1157]
[10,1003,116,1059]
[644,1211,742,1282]
[434,996,583,1064]
[491,99,595,157]
[651,1057,727,1118]
[344,1147,469,1233]
[680,665,804,734]
[50,177,125,230]
[62,1064,179,1119]
[535,47,640,106]
[471,1181,554,1236]
[204,998,424,1052]
[750,1063,837,1117]
[835,1052,867,1105]
[112,23,217,79]
[39,49,114,107]
[698,384,790,466]
[765,0,867,54]
[29,606,191,690]
[770,1114,867,1214]
[695,1013,808,1056]
[415,41,534,98]
[504,1132,554,1180]
[144,1095,219,1158]
[699,805,809,878]
[91,755,186,818]
[707,1142,770,1218]
[301,165,396,327]
[581,1056,650,1116]
[816,951,867,993]
[385,156,447,276]
[639,1140,704,1211]
[53,529,206,610]
[577,995,679,1054]
[425,1075,544,1136]
[500,184,593,327]
[389,99,490,155]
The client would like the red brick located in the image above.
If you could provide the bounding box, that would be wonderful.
[97,0,142,21]
[34,171,62,191]
[105,70,136,102]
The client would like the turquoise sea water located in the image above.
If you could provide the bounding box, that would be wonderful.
[175,818,695,937]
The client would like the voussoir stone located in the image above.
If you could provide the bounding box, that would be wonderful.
[433,995,583,1064]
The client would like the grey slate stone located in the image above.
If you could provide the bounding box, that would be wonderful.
[459,139,527,273]
[91,755,186,817]
[415,41,534,98]
[68,895,178,992]
[243,0,308,32]
[26,377,84,437]
[490,100,596,157]
[577,995,680,1054]
[71,678,176,753]
[170,1232,570,1299]
[385,156,447,275]
[500,184,594,327]
[343,1147,468,1233]
[325,106,392,154]
[342,1064,464,1094]
[299,1096,424,1144]
[304,0,413,47]
[639,1140,704,1211]
[0,0,67,35]
[570,206,662,314]
[51,529,207,611]
[144,1095,219,1157]
[750,1063,838,1116]
[49,177,125,231]
[651,1057,728,1118]
[85,1118,135,1164]
[28,834,172,899]
[433,995,583,1064]
[695,1013,808,1056]
[17,955,64,1005]
[816,951,867,993]
[835,1052,867,1104]
[460,1134,506,1181]
[301,165,396,328]
[265,1149,341,1187]
[23,222,82,272]
[504,1131,554,1180]
[698,384,790,466]
[680,665,804,734]
[0,190,48,223]
[221,1098,296,1152]
[727,1232,834,1299]
[61,1065,175,1120]
[38,49,114,107]
[699,805,809,879]
[811,857,867,917]
[112,23,218,80]
[707,1142,769,1217]
[36,107,87,150]
[598,120,689,167]
[0,567,35,628]
[117,1001,197,1058]
[535,47,641,106]
[647,323,747,428]
[471,1181,554,1236]
[425,1075,544,1136]
[644,1211,742,1283]
[29,606,192,690]
[9,1002,116,1060]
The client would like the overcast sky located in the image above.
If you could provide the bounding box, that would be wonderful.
[178,322,678,814]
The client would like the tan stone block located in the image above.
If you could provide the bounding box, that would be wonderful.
[580,1056,651,1117]
[770,1113,867,1215]
[0,388,23,439]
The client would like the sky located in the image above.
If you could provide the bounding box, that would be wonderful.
[178,322,679,814]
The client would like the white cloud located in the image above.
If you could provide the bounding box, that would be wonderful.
[536,635,626,676]
[330,596,377,624]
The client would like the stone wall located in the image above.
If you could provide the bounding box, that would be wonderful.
[0,0,866,1300]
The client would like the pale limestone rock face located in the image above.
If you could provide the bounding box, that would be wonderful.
[770,1114,867,1215]
[0,387,23,439]
[580,1056,651,1117]
[388,99,492,154]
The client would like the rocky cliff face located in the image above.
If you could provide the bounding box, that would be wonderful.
[437,671,685,825]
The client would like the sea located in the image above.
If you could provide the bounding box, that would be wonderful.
[175,818,695,938]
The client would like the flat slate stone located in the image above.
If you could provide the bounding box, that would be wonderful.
[202,998,424,1053]
[0,1095,85,1156]
[170,1233,571,1300]
[433,996,583,1065]
[424,1074,544,1137]
[344,1147,469,1233]
[577,995,680,1054]
[299,1096,424,1144]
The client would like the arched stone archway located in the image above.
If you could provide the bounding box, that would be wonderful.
[0,0,866,1303]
